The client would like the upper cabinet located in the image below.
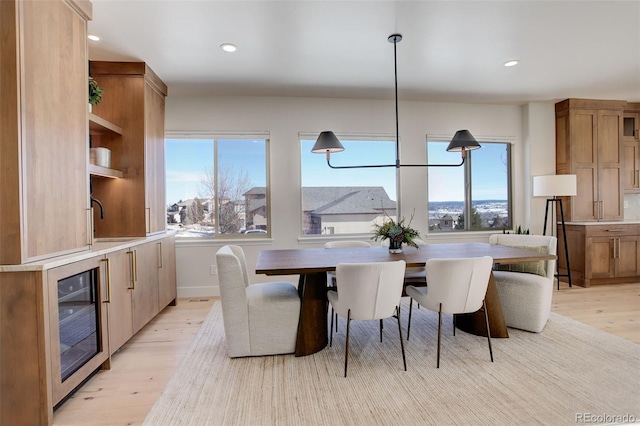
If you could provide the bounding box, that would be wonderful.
[556,99,626,222]
[89,62,168,237]
[623,103,640,193]
[0,0,92,264]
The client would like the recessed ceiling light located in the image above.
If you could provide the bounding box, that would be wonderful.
[504,60,520,67]
[220,43,237,53]
[88,34,101,41]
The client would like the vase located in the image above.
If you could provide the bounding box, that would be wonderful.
[389,239,403,254]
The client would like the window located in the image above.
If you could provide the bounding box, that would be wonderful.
[165,134,269,238]
[427,138,511,232]
[300,135,397,235]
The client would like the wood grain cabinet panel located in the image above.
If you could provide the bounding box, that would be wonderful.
[0,0,91,264]
[623,107,640,193]
[105,248,134,354]
[158,235,177,308]
[558,223,640,287]
[555,99,625,222]
[89,62,168,238]
[131,241,161,334]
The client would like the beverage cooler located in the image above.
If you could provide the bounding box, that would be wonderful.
[47,257,110,407]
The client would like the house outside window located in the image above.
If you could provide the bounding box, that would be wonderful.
[165,133,269,238]
[427,137,512,232]
[300,135,398,235]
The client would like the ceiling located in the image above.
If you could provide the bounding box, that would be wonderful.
[88,1,640,104]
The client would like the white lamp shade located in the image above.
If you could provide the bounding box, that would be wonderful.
[533,174,577,197]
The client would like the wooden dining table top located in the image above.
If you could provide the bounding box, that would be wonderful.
[255,242,556,276]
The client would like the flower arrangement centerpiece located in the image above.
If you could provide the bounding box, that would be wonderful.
[371,210,421,253]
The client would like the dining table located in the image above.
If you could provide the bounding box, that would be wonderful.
[255,242,556,357]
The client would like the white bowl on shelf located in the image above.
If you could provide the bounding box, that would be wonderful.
[90,147,111,168]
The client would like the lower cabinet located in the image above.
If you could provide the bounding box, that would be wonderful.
[109,235,177,350]
[105,248,134,354]
[558,223,640,287]
[0,234,177,425]
[131,241,161,333]
[159,234,177,308]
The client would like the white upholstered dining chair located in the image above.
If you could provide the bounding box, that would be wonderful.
[405,256,494,368]
[489,234,557,332]
[324,241,372,332]
[215,245,300,358]
[327,260,407,377]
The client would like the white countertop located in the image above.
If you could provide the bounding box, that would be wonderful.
[0,233,171,272]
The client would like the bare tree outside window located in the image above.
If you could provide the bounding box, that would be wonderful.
[165,136,268,238]
[200,165,252,234]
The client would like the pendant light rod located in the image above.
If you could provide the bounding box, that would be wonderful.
[311,34,481,169]
[391,34,401,169]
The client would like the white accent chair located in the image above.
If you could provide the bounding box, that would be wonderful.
[489,234,557,333]
[324,241,371,332]
[327,261,407,377]
[405,257,494,368]
[215,245,300,358]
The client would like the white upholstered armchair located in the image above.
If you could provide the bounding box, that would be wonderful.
[215,245,301,357]
[489,234,557,333]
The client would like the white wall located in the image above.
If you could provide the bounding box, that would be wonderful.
[165,95,556,297]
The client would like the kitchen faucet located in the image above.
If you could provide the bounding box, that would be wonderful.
[91,197,104,219]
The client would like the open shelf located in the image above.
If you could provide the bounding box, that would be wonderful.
[89,113,123,135]
[89,164,123,179]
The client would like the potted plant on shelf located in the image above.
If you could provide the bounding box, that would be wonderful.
[88,76,103,112]
[371,210,421,253]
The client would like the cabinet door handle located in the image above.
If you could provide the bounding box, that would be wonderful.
[87,208,94,246]
[157,242,163,269]
[593,201,598,219]
[101,258,111,303]
[613,238,620,258]
[146,207,151,234]
[606,229,625,233]
[599,201,604,220]
[636,170,639,188]
[127,250,137,290]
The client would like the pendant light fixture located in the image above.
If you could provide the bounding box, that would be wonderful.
[311,34,481,169]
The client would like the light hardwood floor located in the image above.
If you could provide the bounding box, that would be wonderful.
[53,282,639,425]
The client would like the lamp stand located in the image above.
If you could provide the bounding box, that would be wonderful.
[542,197,572,290]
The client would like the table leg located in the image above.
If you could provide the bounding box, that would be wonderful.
[295,272,329,356]
[454,272,509,338]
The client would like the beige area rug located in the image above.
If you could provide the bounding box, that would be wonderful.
[144,302,639,425]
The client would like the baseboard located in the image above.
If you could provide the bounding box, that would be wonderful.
[177,285,219,298]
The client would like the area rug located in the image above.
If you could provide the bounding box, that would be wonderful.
[144,302,639,425]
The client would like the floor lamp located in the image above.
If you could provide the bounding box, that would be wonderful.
[533,174,577,290]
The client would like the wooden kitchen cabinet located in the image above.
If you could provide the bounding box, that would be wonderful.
[555,99,626,222]
[89,62,168,238]
[0,255,109,426]
[158,235,178,308]
[131,241,161,333]
[558,223,640,287]
[104,248,134,354]
[0,0,92,264]
[623,104,640,193]
[106,235,177,350]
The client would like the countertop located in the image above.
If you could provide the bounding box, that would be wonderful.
[0,233,172,272]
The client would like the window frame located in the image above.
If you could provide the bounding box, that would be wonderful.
[165,131,271,239]
[299,132,400,238]
[426,134,513,233]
